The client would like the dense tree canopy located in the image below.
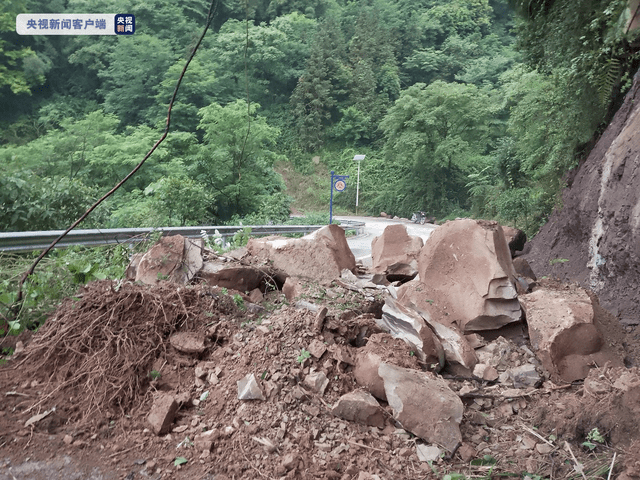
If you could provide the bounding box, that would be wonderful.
[1,0,639,233]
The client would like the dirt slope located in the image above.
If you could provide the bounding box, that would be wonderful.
[524,68,640,328]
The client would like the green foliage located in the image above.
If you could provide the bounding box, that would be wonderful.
[378,81,493,216]
[233,293,246,310]
[0,245,130,332]
[4,0,634,239]
[296,348,311,363]
[0,0,50,96]
[0,170,109,231]
[194,100,284,220]
[98,35,177,127]
[231,227,252,248]
[582,427,606,450]
[145,176,213,226]
[290,16,348,151]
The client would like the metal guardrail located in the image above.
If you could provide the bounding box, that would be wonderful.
[0,222,365,253]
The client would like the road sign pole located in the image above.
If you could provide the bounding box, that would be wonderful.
[329,171,349,225]
[330,171,334,225]
[356,160,360,215]
[353,155,365,216]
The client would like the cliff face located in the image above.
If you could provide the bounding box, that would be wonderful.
[525,70,640,325]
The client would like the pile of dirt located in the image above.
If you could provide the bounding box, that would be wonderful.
[14,281,239,423]
[1,276,638,479]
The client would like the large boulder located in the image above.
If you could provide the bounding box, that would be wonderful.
[502,226,527,257]
[198,264,267,292]
[377,297,445,368]
[353,333,423,401]
[246,224,356,285]
[134,235,203,285]
[520,285,621,382]
[398,219,521,333]
[331,390,385,428]
[379,363,464,452]
[371,225,423,278]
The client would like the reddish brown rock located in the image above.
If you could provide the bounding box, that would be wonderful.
[125,253,144,281]
[194,429,217,452]
[513,257,537,281]
[520,286,619,382]
[169,332,206,354]
[246,224,356,285]
[354,350,386,401]
[378,363,464,452]
[199,264,266,292]
[135,235,185,285]
[282,277,303,302]
[377,297,445,368]
[398,219,521,333]
[353,333,422,401]
[371,224,423,277]
[332,390,385,428]
[147,394,178,435]
[395,287,478,370]
[502,226,527,257]
[248,288,263,304]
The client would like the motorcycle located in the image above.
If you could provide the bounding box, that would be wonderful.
[411,211,428,225]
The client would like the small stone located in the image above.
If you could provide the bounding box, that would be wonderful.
[315,307,328,332]
[398,447,412,457]
[207,372,219,385]
[147,394,178,435]
[194,430,217,452]
[248,288,264,304]
[169,332,206,354]
[308,339,328,359]
[315,442,332,452]
[497,402,514,417]
[416,444,442,462]
[511,364,541,388]
[536,443,554,455]
[282,452,299,471]
[195,365,208,379]
[458,443,477,463]
[63,434,73,445]
[521,436,536,450]
[237,373,265,401]
[303,371,329,395]
[332,390,385,429]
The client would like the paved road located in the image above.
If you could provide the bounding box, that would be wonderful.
[336,215,438,266]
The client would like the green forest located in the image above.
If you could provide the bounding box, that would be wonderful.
[2,0,640,235]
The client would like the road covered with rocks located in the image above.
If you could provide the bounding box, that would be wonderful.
[1,218,639,479]
[336,215,437,265]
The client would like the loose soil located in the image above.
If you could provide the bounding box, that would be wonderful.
[2,276,640,480]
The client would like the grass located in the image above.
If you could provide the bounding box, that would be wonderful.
[0,242,136,336]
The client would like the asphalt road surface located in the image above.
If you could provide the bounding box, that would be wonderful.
[335,215,438,266]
